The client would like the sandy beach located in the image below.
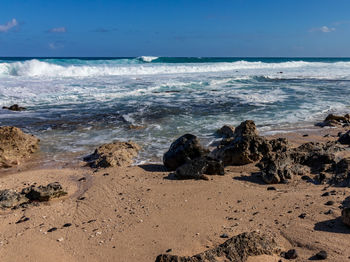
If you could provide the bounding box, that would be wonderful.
[0,118,350,262]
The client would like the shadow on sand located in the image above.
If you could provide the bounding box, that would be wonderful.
[138,164,167,172]
[314,217,350,234]
[232,172,266,185]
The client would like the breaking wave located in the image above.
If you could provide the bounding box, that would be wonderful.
[1,59,350,78]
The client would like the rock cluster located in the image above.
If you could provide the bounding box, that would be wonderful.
[84,141,141,168]
[0,126,39,168]
[2,104,26,111]
[155,231,281,262]
[0,182,67,209]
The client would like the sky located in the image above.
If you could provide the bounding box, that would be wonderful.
[0,0,350,57]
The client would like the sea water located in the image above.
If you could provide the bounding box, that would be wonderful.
[0,57,349,163]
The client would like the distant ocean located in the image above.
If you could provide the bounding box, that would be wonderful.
[0,57,349,164]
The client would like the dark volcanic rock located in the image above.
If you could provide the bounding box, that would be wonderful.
[155,231,281,262]
[84,141,140,168]
[234,120,259,137]
[163,134,209,171]
[2,104,26,111]
[0,189,28,208]
[216,125,235,138]
[314,250,327,260]
[0,126,39,168]
[22,182,67,202]
[175,157,224,181]
[282,249,298,259]
[338,131,350,145]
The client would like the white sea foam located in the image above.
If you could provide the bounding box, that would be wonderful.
[1,59,350,78]
[137,56,159,62]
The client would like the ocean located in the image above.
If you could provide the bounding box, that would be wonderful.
[0,57,349,164]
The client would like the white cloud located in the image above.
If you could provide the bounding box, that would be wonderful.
[49,41,64,50]
[310,25,335,33]
[0,18,18,32]
[48,27,66,33]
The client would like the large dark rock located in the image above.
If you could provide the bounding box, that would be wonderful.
[155,231,281,262]
[0,182,66,208]
[0,126,39,168]
[258,141,341,184]
[339,131,350,145]
[2,104,26,111]
[84,141,140,168]
[316,113,350,127]
[175,157,224,181]
[163,134,209,171]
[212,135,271,166]
[22,182,67,202]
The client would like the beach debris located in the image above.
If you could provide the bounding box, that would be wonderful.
[163,134,209,171]
[216,125,235,138]
[0,126,39,168]
[338,130,350,145]
[0,182,67,209]
[155,231,281,262]
[316,113,350,127]
[175,157,224,181]
[2,104,26,111]
[84,141,140,168]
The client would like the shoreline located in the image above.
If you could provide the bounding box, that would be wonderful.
[0,119,350,261]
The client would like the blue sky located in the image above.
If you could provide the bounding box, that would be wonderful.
[1,0,350,57]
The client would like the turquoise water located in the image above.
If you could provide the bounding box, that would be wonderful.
[0,57,349,163]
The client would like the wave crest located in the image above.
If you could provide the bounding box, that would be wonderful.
[1,59,350,78]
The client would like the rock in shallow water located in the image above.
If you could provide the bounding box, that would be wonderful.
[84,141,140,168]
[163,134,209,171]
[0,126,39,168]
[155,231,281,262]
[2,104,26,111]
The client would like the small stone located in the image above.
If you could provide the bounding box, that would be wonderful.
[267,186,276,191]
[57,237,64,242]
[301,175,311,181]
[220,233,229,238]
[15,216,30,224]
[324,209,333,215]
[283,249,298,259]
[321,192,330,197]
[325,200,335,206]
[298,213,306,219]
[47,227,58,233]
[166,249,172,253]
[315,250,327,260]
[63,223,72,228]
[78,177,86,182]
